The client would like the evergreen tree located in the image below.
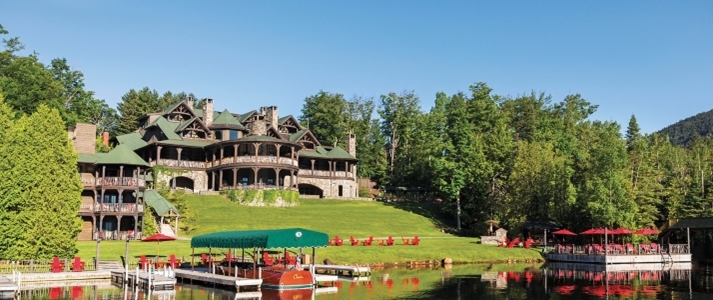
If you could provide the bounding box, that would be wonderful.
[299,91,348,146]
[116,87,160,135]
[0,105,82,259]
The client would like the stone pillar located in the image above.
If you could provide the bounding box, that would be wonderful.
[310,159,315,176]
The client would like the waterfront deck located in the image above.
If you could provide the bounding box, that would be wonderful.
[173,269,262,291]
[545,253,691,264]
[110,270,176,290]
[0,276,18,299]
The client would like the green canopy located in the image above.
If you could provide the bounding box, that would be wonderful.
[191,228,329,249]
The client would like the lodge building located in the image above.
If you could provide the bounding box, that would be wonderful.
[70,98,358,240]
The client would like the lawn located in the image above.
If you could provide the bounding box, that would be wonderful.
[76,195,544,264]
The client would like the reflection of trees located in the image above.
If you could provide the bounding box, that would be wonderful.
[389,275,543,300]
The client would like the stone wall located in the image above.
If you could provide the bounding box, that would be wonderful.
[156,170,209,193]
[298,177,358,198]
[70,123,96,154]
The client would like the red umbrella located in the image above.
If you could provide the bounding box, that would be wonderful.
[634,228,659,235]
[580,228,605,235]
[142,233,176,258]
[552,229,577,236]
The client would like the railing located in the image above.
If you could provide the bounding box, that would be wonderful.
[212,156,296,167]
[0,259,97,273]
[221,184,297,191]
[94,203,144,213]
[81,175,96,186]
[158,159,206,169]
[666,244,690,254]
[79,203,95,212]
[98,177,146,187]
[94,230,142,241]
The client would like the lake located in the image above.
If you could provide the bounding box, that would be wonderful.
[11,260,713,299]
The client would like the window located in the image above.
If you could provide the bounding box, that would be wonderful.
[214,130,223,140]
[229,130,239,140]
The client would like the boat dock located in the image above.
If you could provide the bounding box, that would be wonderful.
[0,276,18,299]
[110,270,176,290]
[173,269,262,291]
[545,253,692,264]
[304,264,371,277]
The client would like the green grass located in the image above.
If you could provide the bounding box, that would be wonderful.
[76,195,544,264]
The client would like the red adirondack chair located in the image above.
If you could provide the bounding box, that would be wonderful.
[72,257,85,272]
[349,236,359,246]
[507,238,520,248]
[285,251,296,265]
[333,236,344,246]
[139,255,150,269]
[169,254,181,268]
[524,238,533,249]
[379,236,395,246]
[411,236,420,246]
[401,236,411,245]
[262,252,274,265]
[51,257,65,273]
[200,253,214,267]
[362,236,374,246]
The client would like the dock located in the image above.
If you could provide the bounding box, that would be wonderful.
[545,253,692,264]
[304,264,371,277]
[173,269,262,291]
[110,270,176,290]
[0,276,18,299]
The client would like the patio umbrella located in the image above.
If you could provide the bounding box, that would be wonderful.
[580,228,604,244]
[634,228,659,235]
[552,229,577,236]
[142,233,176,259]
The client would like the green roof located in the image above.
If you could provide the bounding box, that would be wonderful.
[116,132,148,151]
[278,116,290,124]
[235,135,283,142]
[149,117,181,140]
[141,190,179,216]
[289,130,308,142]
[96,144,150,167]
[193,108,204,118]
[327,146,356,160]
[175,117,198,131]
[237,111,256,123]
[299,150,327,158]
[191,228,329,249]
[78,153,98,163]
[315,146,329,155]
[212,109,244,127]
[157,139,213,148]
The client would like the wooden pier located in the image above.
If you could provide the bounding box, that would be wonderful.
[303,264,371,277]
[173,269,262,291]
[546,253,692,264]
[0,276,18,299]
[110,270,176,290]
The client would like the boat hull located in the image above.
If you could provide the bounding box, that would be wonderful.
[249,268,314,289]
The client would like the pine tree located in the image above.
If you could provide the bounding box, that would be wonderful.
[116,87,160,135]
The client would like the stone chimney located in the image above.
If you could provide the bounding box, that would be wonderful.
[186,95,194,109]
[266,106,279,127]
[345,130,356,158]
[202,98,214,126]
[251,115,267,136]
[68,123,97,154]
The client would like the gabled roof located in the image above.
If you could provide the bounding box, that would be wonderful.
[191,228,329,249]
[163,101,198,118]
[141,190,179,216]
[326,146,356,160]
[298,150,327,158]
[96,144,150,167]
[211,109,245,129]
[237,111,257,123]
[289,130,308,143]
[147,117,181,140]
[116,132,149,151]
[156,139,213,148]
[278,115,302,129]
[174,117,210,133]
[78,153,98,163]
[266,126,283,139]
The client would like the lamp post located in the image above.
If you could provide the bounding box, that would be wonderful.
[95,233,102,270]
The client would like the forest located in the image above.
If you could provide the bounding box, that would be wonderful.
[1,24,712,238]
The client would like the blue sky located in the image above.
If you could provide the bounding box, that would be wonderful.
[1,1,711,133]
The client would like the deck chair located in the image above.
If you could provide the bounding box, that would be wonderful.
[285,251,296,265]
[401,236,411,245]
[72,257,85,272]
[334,235,344,246]
[411,236,420,246]
[349,236,359,246]
[524,238,533,249]
[507,238,520,248]
[200,253,214,267]
[139,255,150,269]
[262,252,274,266]
[169,254,181,268]
[51,257,65,273]
[362,236,374,246]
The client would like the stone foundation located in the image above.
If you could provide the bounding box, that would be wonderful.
[298,177,358,198]
[156,170,209,192]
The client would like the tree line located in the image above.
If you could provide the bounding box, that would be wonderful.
[299,84,713,235]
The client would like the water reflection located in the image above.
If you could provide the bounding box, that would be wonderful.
[8,261,713,299]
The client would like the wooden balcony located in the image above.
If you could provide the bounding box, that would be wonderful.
[97,177,146,188]
[153,159,206,169]
[212,156,298,168]
[81,175,96,186]
[94,230,143,241]
[297,169,354,178]
[221,184,297,191]
[79,203,144,213]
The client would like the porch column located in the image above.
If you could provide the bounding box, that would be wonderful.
[211,149,216,168]
[275,144,282,158]
[329,160,333,177]
[253,143,260,160]
[220,146,224,165]
[212,171,217,191]
[175,216,179,236]
[137,167,141,184]
[101,166,106,186]
[91,215,96,239]
[291,147,295,161]
[177,147,183,164]
[273,168,280,188]
[118,189,124,204]
[233,144,238,162]
[293,171,297,188]
[119,166,124,184]
[219,169,223,190]
[310,159,315,176]
[99,215,105,234]
[100,189,105,212]
[232,168,237,187]
[156,146,162,163]
[117,217,122,236]
[133,215,138,234]
[253,167,258,186]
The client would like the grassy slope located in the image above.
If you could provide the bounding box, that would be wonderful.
[77,195,543,264]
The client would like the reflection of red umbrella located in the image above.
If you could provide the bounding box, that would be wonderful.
[634,228,659,235]
[554,285,576,295]
[552,229,577,235]
[142,233,176,258]
[582,286,606,297]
